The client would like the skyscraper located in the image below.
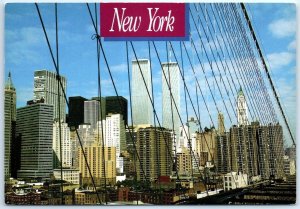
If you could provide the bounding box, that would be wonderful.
[237,88,248,126]
[68,96,87,129]
[215,133,231,173]
[84,99,105,128]
[132,59,153,125]
[215,112,231,173]
[196,127,216,166]
[230,123,259,177]
[4,72,16,179]
[106,96,128,126]
[136,127,173,181]
[34,70,67,122]
[17,103,53,179]
[53,122,72,168]
[71,124,95,169]
[162,62,180,137]
[229,122,285,180]
[257,124,285,179]
[101,114,126,174]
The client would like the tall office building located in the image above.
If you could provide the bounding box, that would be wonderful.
[97,114,126,174]
[257,124,285,179]
[178,125,198,170]
[132,59,153,125]
[215,133,231,173]
[17,103,53,179]
[71,124,95,169]
[84,99,105,128]
[136,127,173,181]
[78,144,116,186]
[106,96,128,126]
[34,70,67,122]
[53,122,72,168]
[68,96,87,129]
[230,123,259,177]
[215,112,231,173]
[237,88,248,126]
[196,127,216,166]
[162,62,180,138]
[4,72,16,179]
[177,117,200,152]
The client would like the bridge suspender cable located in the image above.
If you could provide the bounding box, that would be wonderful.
[54,3,64,204]
[35,3,102,204]
[240,3,295,146]
[93,3,107,204]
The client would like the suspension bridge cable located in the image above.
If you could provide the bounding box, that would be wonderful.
[228,3,277,124]
[196,4,238,120]
[128,42,180,182]
[93,3,107,203]
[233,3,286,176]
[152,41,209,189]
[179,41,195,187]
[125,41,139,204]
[54,3,64,204]
[190,8,234,124]
[85,3,149,183]
[35,3,102,204]
[232,3,278,123]
[217,3,270,125]
[222,4,275,181]
[151,41,162,198]
[181,41,214,127]
[225,2,284,180]
[169,41,216,169]
[210,3,261,124]
[199,3,258,124]
[190,4,247,186]
[181,39,239,189]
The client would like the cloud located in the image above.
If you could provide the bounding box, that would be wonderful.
[287,40,296,51]
[6,25,88,66]
[266,52,295,70]
[268,18,296,38]
[269,77,296,145]
[110,63,127,73]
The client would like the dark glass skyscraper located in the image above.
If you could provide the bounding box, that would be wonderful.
[106,96,128,126]
[68,96,87,129]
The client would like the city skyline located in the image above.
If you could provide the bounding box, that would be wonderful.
[3,2,296,205]
[4,3,296,146]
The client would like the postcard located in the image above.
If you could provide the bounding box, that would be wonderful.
[3,1,296,205]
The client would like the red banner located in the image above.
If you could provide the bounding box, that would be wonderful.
[100,3,189,40]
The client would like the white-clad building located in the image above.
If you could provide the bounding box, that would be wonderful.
[223,172,248,191]
[97,113,126,174]
[53,121,72,168]
[237,88,249,126]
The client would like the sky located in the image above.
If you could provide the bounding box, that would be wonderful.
[4,3,296,146]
